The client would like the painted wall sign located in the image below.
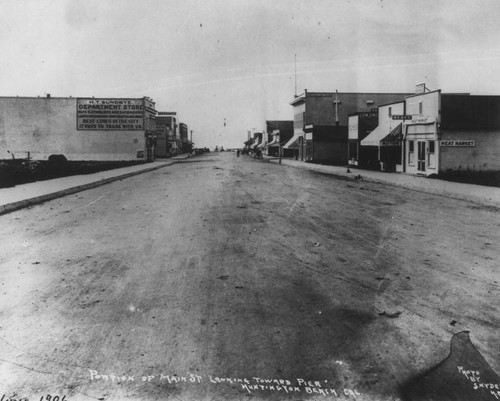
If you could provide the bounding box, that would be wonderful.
[440,140,475,147]
[77,98,144,130]
[392,115,412,120]
[409,116,434,124]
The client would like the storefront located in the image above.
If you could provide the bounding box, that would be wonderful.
[0,96,157,161]
[283,134,300,159]
[265,121,293,157]
[347,111,378,167]
[403,90,500,176]
[360,101,406,171]
[302,124,348,164]
[266,131,280,156]
[403,91,440,175]
[290,90,410,163]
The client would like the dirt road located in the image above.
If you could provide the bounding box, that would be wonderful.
[0,152,498,401]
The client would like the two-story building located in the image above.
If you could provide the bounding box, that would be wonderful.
[404,90,500,176]
[179,122,190,153]
[0,95,157,161]
[155,112,177,157]
[290,90,410,163]
[155,112,179,157]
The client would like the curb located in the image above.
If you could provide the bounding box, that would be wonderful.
[266,158,500,208]
[0,160,180,216]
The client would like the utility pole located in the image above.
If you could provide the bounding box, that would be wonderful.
[294,53,297,97]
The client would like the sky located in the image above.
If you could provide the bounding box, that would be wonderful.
[1,0,500,148]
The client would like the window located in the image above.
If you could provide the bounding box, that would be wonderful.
[294,113,303,129]
[429,141,435,153]
[408,140,415,165]
[388,107,392,117]
[419,101,423,115]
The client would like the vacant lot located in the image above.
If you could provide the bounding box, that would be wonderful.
[0,159,146,188]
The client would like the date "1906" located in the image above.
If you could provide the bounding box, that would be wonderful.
[40,396,66,401]
[0,395,67,401]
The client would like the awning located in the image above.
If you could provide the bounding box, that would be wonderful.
[267,138,280,147]
[361,123,402,147]
[381,123,402,146]
[283,134,300,149]
[257,141,267,149]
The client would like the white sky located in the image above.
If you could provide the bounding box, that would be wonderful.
[1,0,500,148]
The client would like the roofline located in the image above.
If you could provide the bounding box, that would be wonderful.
[404,89,442,99]
[0,95,153,100]
[291,91,412,106]
[290,94,306,106]
[440,93,500,98]
[378,100,406,108]
[303,91,412,95]
[347,110,379,116]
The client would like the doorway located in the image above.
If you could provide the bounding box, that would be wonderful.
[417,141,426,172]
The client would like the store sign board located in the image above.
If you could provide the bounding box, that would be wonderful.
[77,98,144,130]
[348,116,358,139]
[392,115,412,120]
[381,140,401,147]
[440,140,475,147]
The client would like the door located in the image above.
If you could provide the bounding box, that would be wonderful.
[306,140,313,161]
[417,141,426,172]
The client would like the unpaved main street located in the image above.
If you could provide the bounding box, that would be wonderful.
[0,152,499,401]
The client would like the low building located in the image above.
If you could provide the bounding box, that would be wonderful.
[404,90,500,176]
[347,111,379,167]
[360,101,406,171]
[0,96,157,161]
[301,124,348,163]
[253,132,263,149]
[265,120,293,157]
